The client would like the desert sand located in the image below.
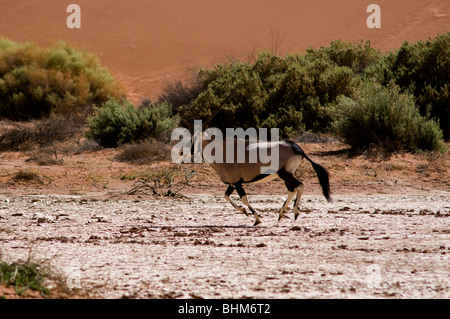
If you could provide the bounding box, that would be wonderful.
[1,0,449,102]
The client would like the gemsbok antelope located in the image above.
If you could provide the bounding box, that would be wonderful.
[200,133,331,226]
[176,88,331,225]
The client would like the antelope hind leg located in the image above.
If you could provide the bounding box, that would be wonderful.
[278,170,303,221]
[278,191,295,221]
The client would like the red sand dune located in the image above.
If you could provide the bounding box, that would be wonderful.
[0,0,449,103]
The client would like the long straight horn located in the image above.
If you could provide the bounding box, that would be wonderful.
[202,86,240,131]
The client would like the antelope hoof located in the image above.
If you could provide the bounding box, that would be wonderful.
[253,219,262,226]
[278,211,290,221]
[294,213,299,221]
[237,206,249,216]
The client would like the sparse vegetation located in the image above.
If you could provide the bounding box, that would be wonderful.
[73,139,103,154]
[173,33,448,151]
[86,98,179,148]
[1,34,448,154]
[115,139,169,164]
[176,41,377,138]
[331,82,445,152]
[366,33,450,139]
[13,169,42,183]
[0,38,125,120]
[158,79,204,114]
[126,166,196,197]
[0,114,84,151]
[0,260,51,296]
[26,146,63,165]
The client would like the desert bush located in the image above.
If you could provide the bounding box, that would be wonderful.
[175,35,449,147]
[12,170,42,183]
[305,39,382,74]
[365,32,450,139]
[26,146,64,166]
[158,79,204,113]
[264,58,355,133]
[182,61,269,131]
[177,51,357,138]
[115,139,169,164]
[73,139,103,154]
[331,82,445,152]
[86,98,179,147]
[0,38,124,120]
[127,166,196,197]
[0,114,84,151]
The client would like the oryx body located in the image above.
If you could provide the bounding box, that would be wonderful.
[201,136,331,225]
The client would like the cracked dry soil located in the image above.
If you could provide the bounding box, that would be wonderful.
[1,193,449,298]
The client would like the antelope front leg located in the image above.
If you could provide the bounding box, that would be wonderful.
[293,183,305,220]
[226,197,249,216]
[235,183,262,226]
[224,185,249,216]
[241,195,262,226]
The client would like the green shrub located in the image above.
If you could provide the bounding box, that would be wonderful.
[305,39,382,74]
[331,82,445,152]
[365,32,450,139]
[174,35,449,146]
[182,61,269,131]
[158,79,204,114]
[0,38,124,120]
[0,260,50,296]
[86,98,178,147]
[268,58,355,132]
[178,51,357,137]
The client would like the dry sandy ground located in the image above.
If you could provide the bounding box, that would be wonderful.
[0,142,448,299]
[1,193,449,299]
[1,0,449,102]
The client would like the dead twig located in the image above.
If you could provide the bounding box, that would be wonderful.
[127,180,159,196]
